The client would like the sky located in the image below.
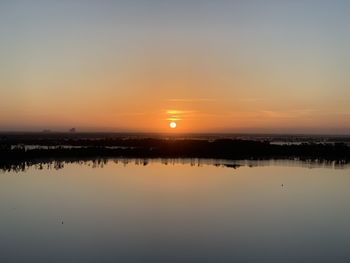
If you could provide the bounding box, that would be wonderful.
[1,0,350,134]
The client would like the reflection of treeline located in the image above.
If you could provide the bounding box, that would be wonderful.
[1,157,348,173]
[0,158,242,173]
[0,158,109,173]
[0,138,349,162]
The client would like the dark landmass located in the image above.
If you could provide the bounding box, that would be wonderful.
[1,131,350,143]
[0,132,349,172]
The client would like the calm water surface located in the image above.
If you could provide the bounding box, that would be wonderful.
[1,159,350,263]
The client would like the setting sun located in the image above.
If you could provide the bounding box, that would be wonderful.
[169,122,177,129]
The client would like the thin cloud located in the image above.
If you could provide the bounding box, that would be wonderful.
[113,112,148,116]
[165,109,198,121]
[166,117,182,121]
[259,109,320,119]
[166,110,197,115]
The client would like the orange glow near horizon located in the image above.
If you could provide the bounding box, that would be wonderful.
[1,41,349,134]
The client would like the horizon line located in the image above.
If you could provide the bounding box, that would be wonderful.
[0,130,350,137]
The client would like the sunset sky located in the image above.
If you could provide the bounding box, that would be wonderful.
[1,0,350,133]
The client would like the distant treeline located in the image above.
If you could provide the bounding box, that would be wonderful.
[0,136,349,165]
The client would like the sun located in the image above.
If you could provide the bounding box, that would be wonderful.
[169,121,177,129]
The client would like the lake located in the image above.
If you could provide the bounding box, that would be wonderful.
[1,159,350,263]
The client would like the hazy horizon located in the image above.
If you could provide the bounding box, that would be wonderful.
[1,128,350,136]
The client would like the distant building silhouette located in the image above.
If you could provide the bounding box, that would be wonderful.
[69,128,76,133]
